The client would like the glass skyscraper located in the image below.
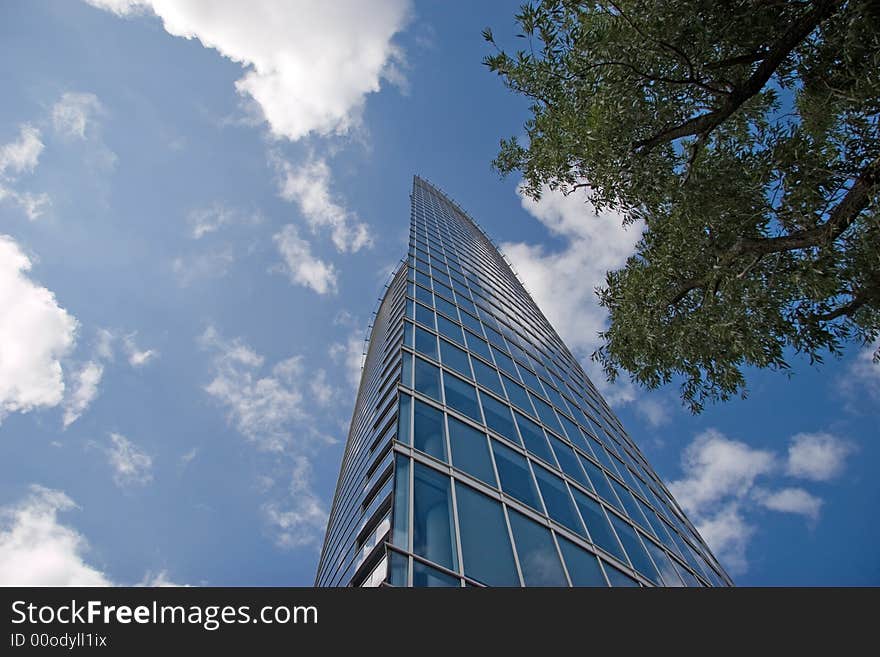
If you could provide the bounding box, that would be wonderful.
[315,177,732,587]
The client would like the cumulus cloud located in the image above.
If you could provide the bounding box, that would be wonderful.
[101,433,153,487]
[501,183,644,406]
[272,224,337,295]
[839,341,880,407]
[330,331,364,388]
[273,155,372,253]
[0,235,78,422]
[84,0,411,141]
[62,361,104,428]
[668,428,851,575]
[634,397,671,428]
[263,456,327,549]
[0,486,111,586]
[51,92,103,139]
[0,125,50,219]
[122,333,158,367]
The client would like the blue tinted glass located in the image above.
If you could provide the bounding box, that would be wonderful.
[507,510,568,586]
[443,374,481,421]
[571,490,626,563]
[403,321,414,348]
[465,332,492,361]
[414,358,441,401]
[434,281,454,302]
[514,412,555,464]
[457,296,476,315]
[530,393,564,435]
[389,550,408,586]
[439,339,470,377]
[533,465,584,535]
[398,394,412,445]
[480,393,518,443]
[414,326,437,359]
[415,285,432,307]
[435,295,457,320]
[412,463,458,571]
[455,484,519,586]
[605,564,640,587]
[448,417,495,486]
[559,415,587,449]
[675,560,701,587]
[415,303,435,329]
[460,311,482,335]
[558,537,607,587]
[392,454,410,548]
[492,348,517,377]
[609,516,661,585]
[518,367,545,397]
[436,315,464,345]
[503,376,533,415]
[580,457,621,509]
[484,325,505,348]
[401,351,412,387]
[611,479,647,527]
[412,560,459,587]
[472,358,504,396]
[492,442,542,511]
[413,399,446,461]
[548,436,589,487]
[644,538,684,587]
[415,270,431,288]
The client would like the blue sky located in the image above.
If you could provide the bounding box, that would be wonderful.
[0,0,877,587]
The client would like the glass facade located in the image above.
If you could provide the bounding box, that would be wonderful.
[315,177,733,587]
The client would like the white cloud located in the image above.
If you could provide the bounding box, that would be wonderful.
[62,361,104,428]
[0,235,78,422]
[501,183,643,405]
[51,92,103,139]
[330,331,364,388]
[137,570,187,587]
[752,487,823,523]
[123,333,158,367]
[785,432,855,482]
[0,486,111,586]
[0,125,49,219]
[179,448,198,466]
[840,340,880,405]
[310,369,334,406]
[634,397,670,428]
[172,248,236,286]
[102,433,153,487]
[187,203,262,239]
[84,0,411,141]
[0,187,51,220]
[263,456,327,549]
[691,503,753,576]
[272,224,337,295]
[273,155,372,253]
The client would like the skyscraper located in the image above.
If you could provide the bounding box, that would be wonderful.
[315,177,732,587]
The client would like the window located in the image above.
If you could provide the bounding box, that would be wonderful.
[455,484,519,586]
[400,351,413,387]
[437,315,464,345]
[397,394,412,446]
[465,332,492,361]
[492,348,517,378]
[392,454,410,548]
[502,376,533,415]
[414,326,437,359]
[514,412,555,465]
[548,435,590,488]
[413,399,446,461]
[530,393,564,436]
[388,550,408,586]
[412,559,459,587]
[558,537,607,586]
[415,285,432,307]
[533,465,584,536]
[508,510,568,586]
[448,417,495,486]
[439,339,470,378]
[412,463,458,571]
[609,516,661,585]
[492,441,542,511]
[605,564,640,587]
[611,479,647,527]
[580,457,621,510]
[472,358,504,396]
[480,393,518,443]
[443,373,481,421]
[434,295,458,321]
[644,538,684,587]
[460,311,482,335]
[415,303,435,329]
[414,358,441,402]
[571,489,626,563]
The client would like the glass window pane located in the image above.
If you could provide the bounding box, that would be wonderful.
[472,358,504,396]
[571,489,626,563]
[503,376,533,415]
[413,399,446,461]
[518,366,544,397]
[533,465,584,535]
[414,326,437,359]
[612,479,647,527]
[492,441,542,511]
[414,358,441,401]
[403,321,414,348]
[398,394,412,446]
[448,417,495,486]
[558,537,607,587]
[412,463,458,571]
[401,351,412,387]
[412,560,460,587]
[644,539,684,587]
[460,311,482,335]
[415,303,435,329]
[605,564,640,587]
[388,550,408,586]
[434,295,458,321]
[440,339,470,378]
[508,510,567,586]
[437,315,464,345]
[492,348,517,377]
[455,484,519,586]
[530,393,564,435]
[415,284,432,307]
[465,332,492,361]
[392,454,410,548]
[515,412,555,465]
[548,436,589,488]
[443,373,481,421]
[609,516,661,585]
[580,457,621,510]
[480,393,518,443]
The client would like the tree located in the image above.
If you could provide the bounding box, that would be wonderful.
[484,0,879,412]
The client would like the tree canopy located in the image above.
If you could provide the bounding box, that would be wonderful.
[484,0,879,412]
